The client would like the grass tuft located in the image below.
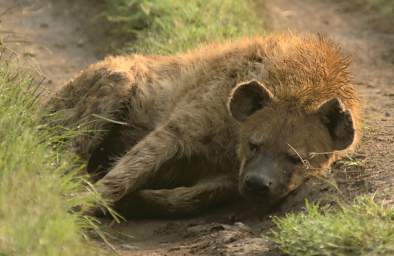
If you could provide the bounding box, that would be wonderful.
[0,53,107,256]
[104,0,263,54]
[271,196,394,256]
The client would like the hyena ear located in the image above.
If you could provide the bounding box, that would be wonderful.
[228,80,273,122]
[317,98,355,151]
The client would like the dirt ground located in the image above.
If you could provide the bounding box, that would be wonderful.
[0,0,107,92]
[1,0,393,255]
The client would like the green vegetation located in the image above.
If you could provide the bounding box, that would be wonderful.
[338,155,363,167]
[0,56,107,256]
[272,196,394,256]
[104,0,262,54]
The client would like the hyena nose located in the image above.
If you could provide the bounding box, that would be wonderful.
[244,174,272,194]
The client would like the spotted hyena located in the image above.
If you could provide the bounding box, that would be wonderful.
[44,33,360,216]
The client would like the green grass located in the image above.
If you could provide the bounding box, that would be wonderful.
[0,55,108,256]
[104,0,263,54]
[338,155,363,167]
[272,196,394,256]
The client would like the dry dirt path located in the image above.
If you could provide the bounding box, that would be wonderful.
[0,0,99,92]
[1,0,393,255]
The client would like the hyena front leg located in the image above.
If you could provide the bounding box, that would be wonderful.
[132,174,238,216]
[94,126,180,205]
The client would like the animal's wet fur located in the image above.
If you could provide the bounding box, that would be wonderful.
[44,33,361,217]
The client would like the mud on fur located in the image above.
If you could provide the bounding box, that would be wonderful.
[44,33,361,217]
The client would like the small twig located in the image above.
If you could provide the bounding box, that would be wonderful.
[309,151,335,158]
[288,143,313,170]
[91,114,130,126]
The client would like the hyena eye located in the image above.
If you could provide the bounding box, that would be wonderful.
[287,154,303,165]
[248,142,260,153]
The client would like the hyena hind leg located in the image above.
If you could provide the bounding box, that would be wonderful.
[115,174,239,218]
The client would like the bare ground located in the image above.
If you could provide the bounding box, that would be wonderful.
[1,0,393,255]
[0,0,104,92]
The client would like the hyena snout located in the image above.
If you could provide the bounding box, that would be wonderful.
[240,156,289,204]
[244,173,273,196]
[242,170,286,204]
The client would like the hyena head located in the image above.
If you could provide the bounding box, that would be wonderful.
[228,80,355,205]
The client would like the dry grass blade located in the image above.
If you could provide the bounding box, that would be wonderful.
[92,113,130,126]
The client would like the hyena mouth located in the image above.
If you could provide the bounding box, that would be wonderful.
[239,179,290,207]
